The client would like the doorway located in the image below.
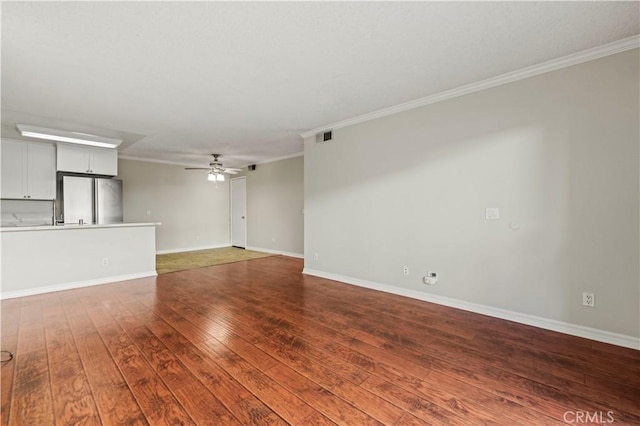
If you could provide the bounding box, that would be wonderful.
[230,176,246,248]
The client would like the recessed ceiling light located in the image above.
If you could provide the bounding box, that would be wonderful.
[16,124,123,149]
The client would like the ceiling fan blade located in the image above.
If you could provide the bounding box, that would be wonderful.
[224,169,240,174]
[185,167,211,170]
[225,168,243,172]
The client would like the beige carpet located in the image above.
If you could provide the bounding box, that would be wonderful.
[156,247,276,274]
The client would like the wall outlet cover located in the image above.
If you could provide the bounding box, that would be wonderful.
[582,292,595,307]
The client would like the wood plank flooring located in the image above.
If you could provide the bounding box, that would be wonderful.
[2,256,639,425]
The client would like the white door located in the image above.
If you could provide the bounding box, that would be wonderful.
[231,177,246,248]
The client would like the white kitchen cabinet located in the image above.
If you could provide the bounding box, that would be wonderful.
[89,147,118,175]
[56,144,88,173]
[1,140,25,199]
[56,144,118,175]
[1,140,56,200]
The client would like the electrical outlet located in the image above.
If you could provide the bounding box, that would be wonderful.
[403,266,409,276]
[582,292,595,307]
[101,257,109,266]
[313,252,319,261]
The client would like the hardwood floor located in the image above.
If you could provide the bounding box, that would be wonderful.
[2,256,639,425]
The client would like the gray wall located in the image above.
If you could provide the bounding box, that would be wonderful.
[118,159,230,252]
[245,155,304,255]
[304,49,639,338]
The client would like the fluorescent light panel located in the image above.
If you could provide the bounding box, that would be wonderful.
[16,124,123,149]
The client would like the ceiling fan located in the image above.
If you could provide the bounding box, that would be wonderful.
[185,154,242,182]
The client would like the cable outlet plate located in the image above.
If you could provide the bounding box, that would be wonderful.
[582,292,595,307]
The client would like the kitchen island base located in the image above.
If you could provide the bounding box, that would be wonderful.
[1,223,159,299]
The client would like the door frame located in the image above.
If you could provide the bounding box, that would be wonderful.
[230,176,247,248]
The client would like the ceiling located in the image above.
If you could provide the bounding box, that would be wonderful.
[2,2,638,168]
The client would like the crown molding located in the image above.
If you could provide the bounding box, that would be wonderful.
[300,35,640,139]
[255,151,304,166]
[119,151,304,169]
[118,155,198,168]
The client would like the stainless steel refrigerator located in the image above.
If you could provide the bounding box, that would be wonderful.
[57,175,123,224]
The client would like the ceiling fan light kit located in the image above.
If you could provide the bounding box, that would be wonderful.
[185,154,240,181]
[207,171,225,182]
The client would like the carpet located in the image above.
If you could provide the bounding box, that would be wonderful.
[156,247,276,274]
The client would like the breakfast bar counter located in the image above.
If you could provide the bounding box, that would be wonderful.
[1,222,160,299]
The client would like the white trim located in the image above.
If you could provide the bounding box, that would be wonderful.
[119,152,304,169]
[255,152,304,166]
[118,155,202,168]
[300,36,640,139]
[302,268,640,350]
[0,271,158,300]
[246,246,304,259]
[156,243,231,255]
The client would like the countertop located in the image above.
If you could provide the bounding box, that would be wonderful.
[0,222,161,232]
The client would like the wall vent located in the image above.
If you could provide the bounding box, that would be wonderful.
[316,130,332,143]
[248,164,256,171]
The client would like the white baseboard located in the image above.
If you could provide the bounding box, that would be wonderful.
[302,268,640,350]
[0,271,158,300]
[156,244,231,255]
[246,246,304,259]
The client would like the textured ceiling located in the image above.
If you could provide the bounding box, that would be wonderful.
[2,2,638,168]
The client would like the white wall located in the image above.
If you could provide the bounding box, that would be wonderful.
[244,156,304,256]
[304,49,639,341]
[118,159,230,252]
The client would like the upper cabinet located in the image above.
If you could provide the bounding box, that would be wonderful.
[56,144,118,176]
[1,140,56,200]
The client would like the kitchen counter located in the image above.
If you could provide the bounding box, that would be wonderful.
[1,222,160,299]
[0,222,160,232]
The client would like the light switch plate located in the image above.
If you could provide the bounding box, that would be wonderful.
[486,207,500,220]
